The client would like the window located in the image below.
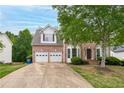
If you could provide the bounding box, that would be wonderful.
[43,34,55,42]
[77,49,80,57]
[72,48,77,57]
[97,49,100,57]
[68,49,70,58]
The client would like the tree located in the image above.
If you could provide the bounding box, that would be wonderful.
[6,29,32,62]
[53,5,124,67]
[15,28,32,62]
[0,41,4,48]
[5,31,17,44]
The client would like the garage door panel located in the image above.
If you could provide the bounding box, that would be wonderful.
[50,52,62,62]
[35,52,48,62]
[35,52,62,63]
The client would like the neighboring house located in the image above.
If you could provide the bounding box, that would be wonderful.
[110,46,124,60]
[32,24,98,63]
[0,33,13,63]
[96,45,124,60]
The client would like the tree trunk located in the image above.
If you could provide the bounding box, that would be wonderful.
[100,43,106,68]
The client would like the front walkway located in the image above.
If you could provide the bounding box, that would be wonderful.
[0,63,93,88]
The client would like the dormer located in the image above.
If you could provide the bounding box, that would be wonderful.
[41,25,57,43]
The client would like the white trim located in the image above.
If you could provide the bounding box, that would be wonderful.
[66,45,80,63]
[96,45,102,58]
[41,33,57,43]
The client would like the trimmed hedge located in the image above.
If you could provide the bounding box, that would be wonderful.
[106,57,121,65]
[120,60,124,66]
[97,57,102,61]
[97,56,122,66]
[71,57,89,65]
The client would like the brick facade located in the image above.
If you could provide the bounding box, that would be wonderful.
[32,25,97,64]
[32,45,63,63]
[32,43,96,63]
[81,43,96,60]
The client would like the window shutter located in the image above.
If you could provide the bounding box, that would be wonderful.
[68,49,70,58]
[43,34,45,41]
[53,34,54,41]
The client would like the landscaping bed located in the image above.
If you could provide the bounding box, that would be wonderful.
[0,63,27,78]
[70,65,124,88]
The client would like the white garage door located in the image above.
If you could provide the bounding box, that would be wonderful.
[35,52,48,63]
[50,52,62,62]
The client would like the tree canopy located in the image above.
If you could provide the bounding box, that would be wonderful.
[53,5,124,67]
[0,41,4,48]
[6,28,32,62]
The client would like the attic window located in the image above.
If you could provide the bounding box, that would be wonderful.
[43,34,55,42]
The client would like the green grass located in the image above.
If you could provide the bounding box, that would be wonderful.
[70,65,124,88]
[0,63,27,78]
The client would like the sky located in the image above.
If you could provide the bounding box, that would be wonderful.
[0,5,58,34]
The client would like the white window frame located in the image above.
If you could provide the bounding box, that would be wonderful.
[41,34,57,43]
[67,47,80,58]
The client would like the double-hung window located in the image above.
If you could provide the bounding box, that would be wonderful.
[72,48,77,57]
[67,49,70,58]
[43,34,55,42]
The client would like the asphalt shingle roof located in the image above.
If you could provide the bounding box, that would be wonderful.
[32,25,63,46]
[113,46,124,52]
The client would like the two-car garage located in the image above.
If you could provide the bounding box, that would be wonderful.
[35,52,62,63]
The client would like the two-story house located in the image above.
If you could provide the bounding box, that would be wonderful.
[32,25,98,63]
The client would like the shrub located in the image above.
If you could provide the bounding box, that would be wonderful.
[97,57,102,61]
[97,57,102,65]
[105,57,121,65]
[120,60,124,66]
[26,55,32,59]
[71,57,89,65]
[98,56,121,65]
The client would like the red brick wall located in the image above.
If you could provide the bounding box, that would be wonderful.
[32,45,63,63]
[81,43,96,60]
[32,43,97,63]
[63,43,67,63]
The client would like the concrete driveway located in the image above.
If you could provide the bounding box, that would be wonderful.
[0,63,93,88]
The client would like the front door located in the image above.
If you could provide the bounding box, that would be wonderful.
[87,49,92,59]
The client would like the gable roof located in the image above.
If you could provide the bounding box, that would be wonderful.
[0,33,13,45]
[32,25,63,46]
[113,46,124,52]
[42,24,57,32]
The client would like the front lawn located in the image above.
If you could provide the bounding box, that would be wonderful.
[0,63,27,78]
[70,65,124,88]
